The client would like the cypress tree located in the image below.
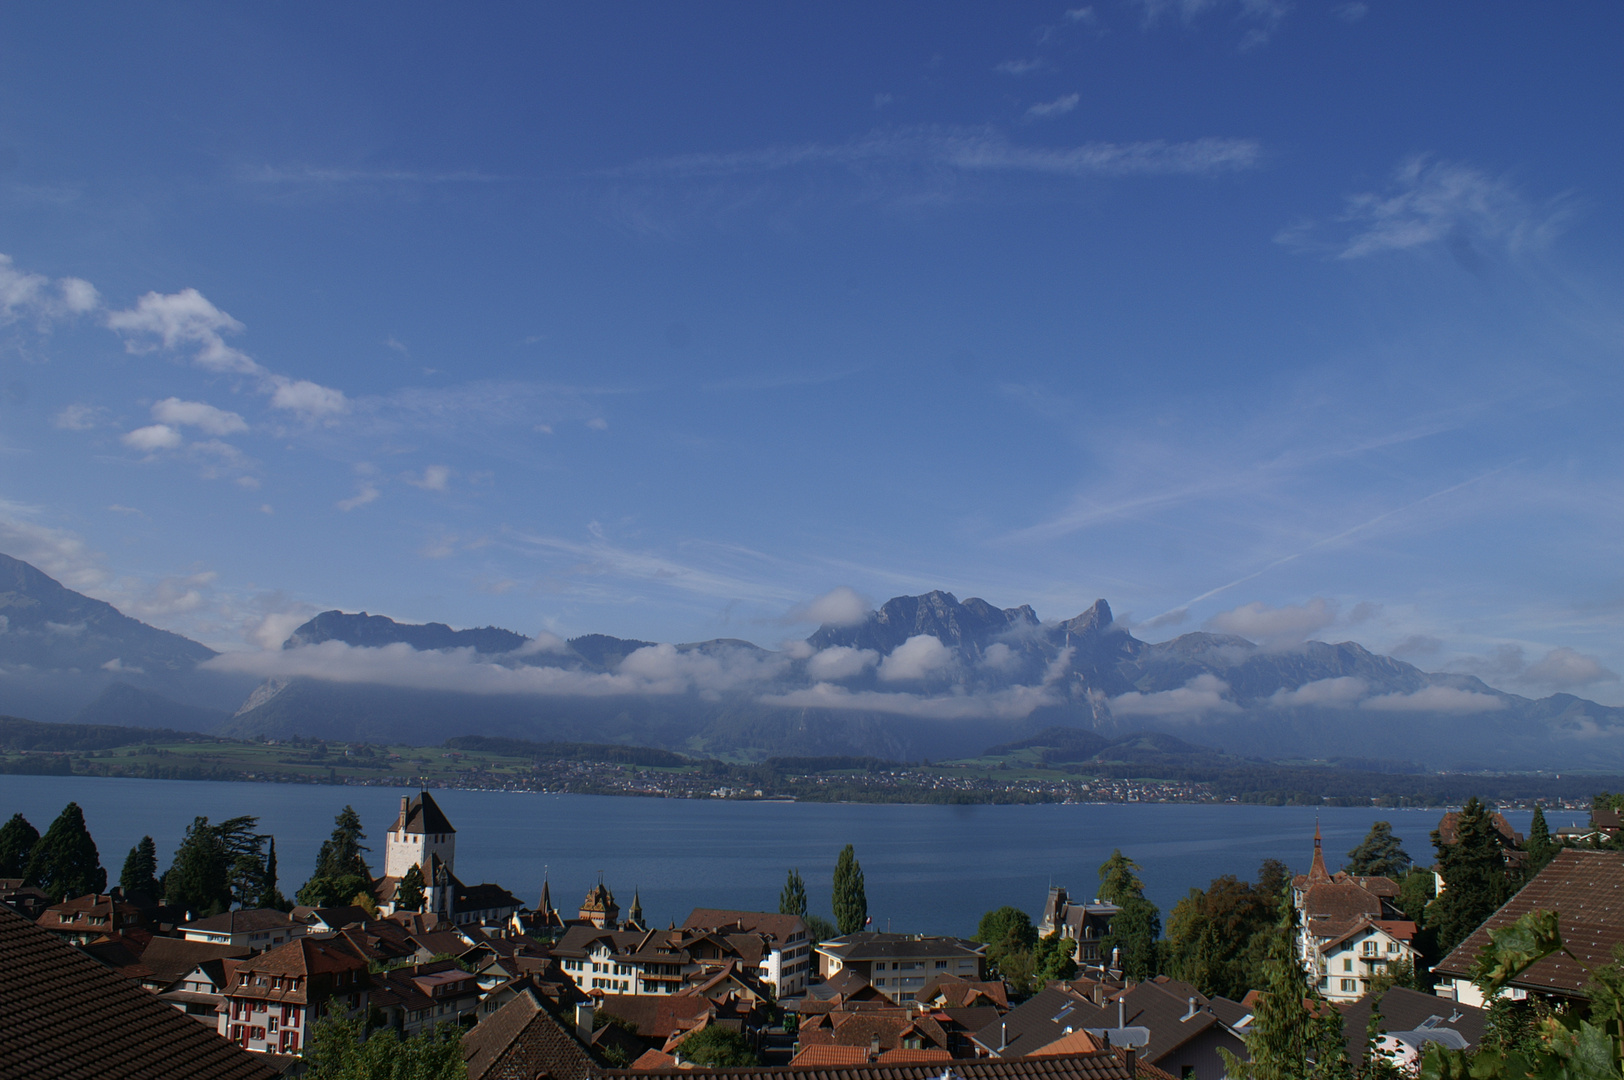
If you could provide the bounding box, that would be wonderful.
[832,844,867,935]
[779,868,807,917]
[258,838,289,910]
[25,802,106,902]
[0,813,39,878]
[1526,806,1557,875]
[119,836,161,897]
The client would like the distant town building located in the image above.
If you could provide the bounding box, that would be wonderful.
[1291,825,1416,1003]
[1039,886,1121,966]
[374,790,522,927]
[815,933,986,997]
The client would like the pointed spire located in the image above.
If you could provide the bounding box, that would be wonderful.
[1308,819,1331,883]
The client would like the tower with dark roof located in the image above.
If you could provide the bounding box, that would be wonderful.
[384,790,457,881]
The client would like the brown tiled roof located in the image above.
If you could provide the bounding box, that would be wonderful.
[79,934,156,981]
[0,905,280,1080]
[1433,849,1624,998]
[791,1046,871,1067]
[464,988,598,1080]
[135,936,251,986]
[684,909,808,944]
[916,974,1010,1010]
[603,1049,1175,1080]
[182,908,297,935]
[1027,1031,1103,1057]
[596,993,715,1039]
[818,932,985,962]
[1435,811,1523,848]
[632,1049,679,1070]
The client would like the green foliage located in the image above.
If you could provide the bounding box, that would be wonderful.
[780,867,807,917]
[1165,861,1282,1000]
[0,812,40,878]
[302,1011,467,1080]
[674,1024,760,1067]
[1397,868,1436,925]
[1428,797,1515,958]
[163,815,267,916]
[1345,821,1412,879]
[119,836,161,897]
[315,805,371,881]
[832,844,866,935]
[1033,930,1079,985]
[297,872,372,909]
[1097,849,1146,904]
[25,802,106,902]
[1219,898,1350,1080]
[804,913,836,943]
[976,906,1039,956]
[1527,807,1558,875]
[396,863,426,912]
[1367,957,1418,996]
[427,952,475,973]
[259,838,290,910]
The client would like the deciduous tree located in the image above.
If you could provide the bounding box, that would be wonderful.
[26,802,105,902]
[1097,850,1162,980]
[675,1024,760,1067]
[395,863,426,912]
[832,844,866,935]
[303,1012,466,1079]
[1165,862,1282,1000]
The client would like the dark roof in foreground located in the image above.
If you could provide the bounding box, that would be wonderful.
[0,905,281,1080]
[602,1049,1176,1080]
[1339,987,1487,1070]
[1433,849,1624,998]
[464,989,597,1080]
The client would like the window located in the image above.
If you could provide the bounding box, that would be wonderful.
[1342,958,1352,972]
[1340,979,1357,993]
[936,961,948,969]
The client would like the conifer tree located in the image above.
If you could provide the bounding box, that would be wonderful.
[1526,806,1557,875]
[832,844,867,935]
[164,816,231,917]
[119,836,161,897]
[25,802,106,902]
[258,838,289,910]
[298,805,373,907]
[779,868,807,917]
[1220,896,1350,1080]
[0,813,39,878]
[1344,822,1412,879]
[1429,796,1513,957]
[1096,849,1162,979]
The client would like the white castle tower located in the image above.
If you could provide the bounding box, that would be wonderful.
[384,791,457,882]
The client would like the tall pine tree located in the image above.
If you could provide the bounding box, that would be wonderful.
[298,806,374,908]
[26,802,105,902]
[780,868,807,917]
[0,813,39,878]
[832,844,867,935]
[1526,806,1557,875]
[119,836,161,897]
[1344,822,1412,878]
[1429,797,1514,957]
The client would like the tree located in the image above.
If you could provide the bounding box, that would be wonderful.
[1345,822,1412,879]
[119,836,161,897]
[976,906,1039,958]
[25,802,105,902]
[1097,849,1162,980]
[1164,862,1283,1000]
[1429,797,1514,957]
[396,863,426,912]
[1526,806,1558,876]
[779,868,808,917]
[301,806,373,908]
[164,816,233,917]
[1219,900,1349,1080]
[0,813,40,878]
[832,844,866,935]
[302,1011,466,1079]
[675,1024,760,1067]
[1032,931,1079,985]
[803,913,837,943]
[258,838,290,910]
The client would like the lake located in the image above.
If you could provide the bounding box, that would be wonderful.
[1,775,1559,935]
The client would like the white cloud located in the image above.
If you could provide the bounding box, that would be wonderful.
[1284,156,1566,262]
[0,253,100,322]
[152,397,249,436]
[406,465,453,491]
[1027,94,1081,120]
[1361,686,1507,713]
[877,634,958,682]
[0,507,109,592]
[587,417,609,431]
[1525,647,1619,690]
[120,571,218,621]
[807,645,880,681]
[1110,673,1239,718]
[1207,598,1337,647]
[268,376,349,419]
[100,658,144,674]
[1065,7,1097,24]
[996,59,1045,75]
[337,483,381,511]
[761,681,1062,721]
[122,424,184,452]
[1132,0,1291,48]
[106,288,261,375]
[53,403,107,430]
[980,642,1022,673]
[1269,676,1369,708]
[791,586,872,627]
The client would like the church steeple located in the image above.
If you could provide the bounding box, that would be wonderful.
[1309,820,1331,883]
[625,888,646,931]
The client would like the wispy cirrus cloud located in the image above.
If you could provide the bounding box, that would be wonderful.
[1131,0,1293,49]
[1026,94,1081,120]
[604,126,1261,183]
[1279,155,1570,263]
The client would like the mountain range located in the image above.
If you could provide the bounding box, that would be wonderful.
[3,550,1622,771]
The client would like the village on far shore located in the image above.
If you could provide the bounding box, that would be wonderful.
[3,790,1619,1079]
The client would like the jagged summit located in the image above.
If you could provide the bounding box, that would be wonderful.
[285,610,530,654]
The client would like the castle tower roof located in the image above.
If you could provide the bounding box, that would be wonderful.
[1308,820,1331,883]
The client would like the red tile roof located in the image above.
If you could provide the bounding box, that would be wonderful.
[0,905,280,1080]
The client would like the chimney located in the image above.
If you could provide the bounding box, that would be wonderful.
[998,1021,1007,1053]
[1092,983,1105,1006]
[574,1002,594,1037]
[871,1034,881,1059]
[1124,1047,1137,1079]
[1183,997,1198,1022]
[1118,999,1125,1030]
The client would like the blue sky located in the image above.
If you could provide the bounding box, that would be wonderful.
[2,3,1623,704]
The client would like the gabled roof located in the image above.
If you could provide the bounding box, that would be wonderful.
[683,909,807,944]
[818,932,985,961]
[230,933,369,980]
[1435,810,1523,849]
[1433,849,1624,998]
[393,790,457,836]
[1338,987,1487,1070]
[181,908,296,935]
[134,936,251,986]
[602,1049,1177,1080]
[0,905,280,1080]
[463,988,598,1080]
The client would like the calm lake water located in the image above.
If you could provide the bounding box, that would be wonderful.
[1,775,1557,936]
